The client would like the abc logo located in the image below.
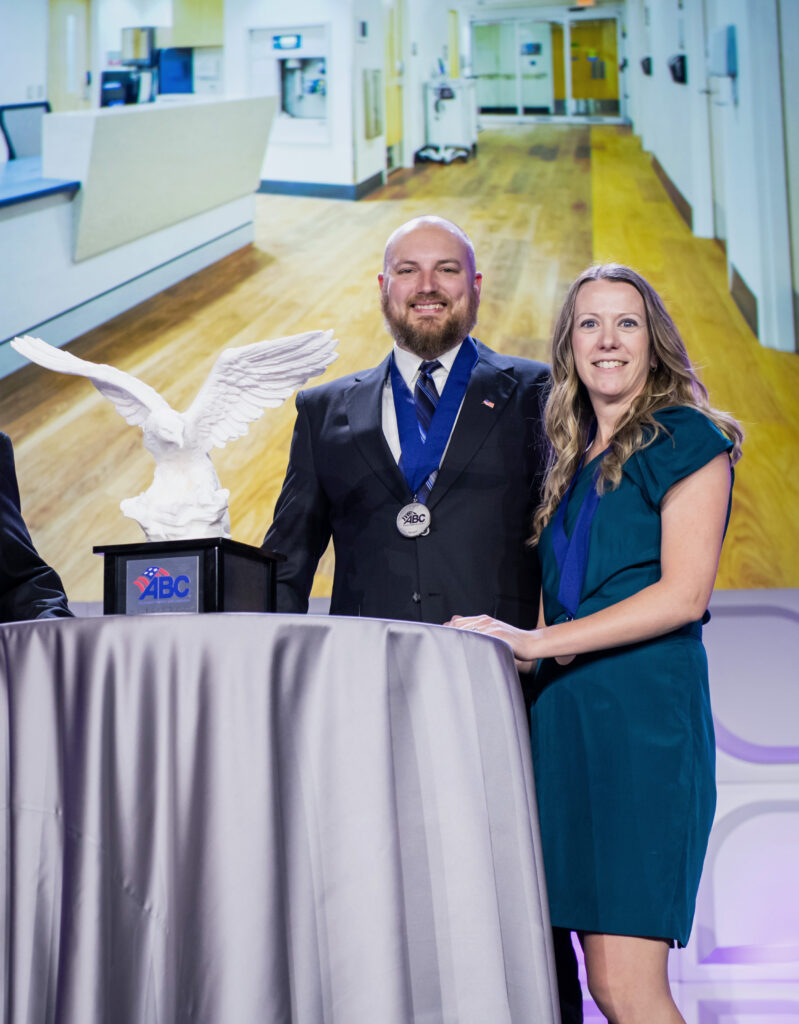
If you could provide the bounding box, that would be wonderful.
[134,566,191,602]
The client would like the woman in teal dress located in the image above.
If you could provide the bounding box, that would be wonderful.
[449,264,743,1022]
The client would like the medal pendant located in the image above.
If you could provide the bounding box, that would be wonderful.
[396,501,431,538]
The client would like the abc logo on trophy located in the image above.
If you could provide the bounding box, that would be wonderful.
[126,557,199,615]
[134,566,191,602]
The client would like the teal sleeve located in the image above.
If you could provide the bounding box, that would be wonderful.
[624,406,733,508]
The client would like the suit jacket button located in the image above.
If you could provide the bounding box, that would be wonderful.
[412,592,421,603]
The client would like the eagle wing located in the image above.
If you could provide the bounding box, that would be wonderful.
[184,329,338,450]
[11,335,170,426]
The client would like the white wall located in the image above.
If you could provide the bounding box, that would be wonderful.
[707,0,792,351]
[225,0,378,188]
[0,0,48,111]
[520,22,555,114]
[225,0,349,186]
[225,0,388,190]
[625,0,793,352]
[352,0,386,185]
[472,22,516,112]
[403,0,450,165]
[624,0,713,236]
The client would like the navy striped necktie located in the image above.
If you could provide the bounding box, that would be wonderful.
[414,360,442,440]
[414,359,442,501]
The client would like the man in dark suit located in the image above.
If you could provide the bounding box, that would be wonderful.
[1,431,72,621]
[264,215,550,626]
[263,215,582,1022]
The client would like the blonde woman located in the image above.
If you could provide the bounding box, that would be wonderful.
[449,264,743,1023]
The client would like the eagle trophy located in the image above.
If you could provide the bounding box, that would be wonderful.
[11,331,338,542]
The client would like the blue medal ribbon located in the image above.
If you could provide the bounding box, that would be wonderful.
[551,427,608,619]
[390,336,479,499]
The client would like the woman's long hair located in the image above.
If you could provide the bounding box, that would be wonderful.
[530,263,744,545]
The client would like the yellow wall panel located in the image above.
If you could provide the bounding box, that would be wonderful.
[384,3,403,149]
[552,23,565,102]
[448,10,460,80]
[172,0,224,49]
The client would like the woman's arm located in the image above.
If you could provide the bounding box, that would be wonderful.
[509,592,546,673]
[448,452,732,664]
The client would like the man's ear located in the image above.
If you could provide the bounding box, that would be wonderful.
[473,272,483,301]
[378,273,384,290]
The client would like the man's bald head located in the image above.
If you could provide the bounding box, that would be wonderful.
[383,216,477,280]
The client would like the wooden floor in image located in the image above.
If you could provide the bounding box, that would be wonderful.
[1,124,797,601]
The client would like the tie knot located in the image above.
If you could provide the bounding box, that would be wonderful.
[418,360,442,379]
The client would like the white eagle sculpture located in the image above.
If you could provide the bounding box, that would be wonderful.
[11,331,338,542]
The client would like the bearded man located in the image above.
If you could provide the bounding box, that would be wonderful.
[263,214,551,627]
[262,215,582,1022]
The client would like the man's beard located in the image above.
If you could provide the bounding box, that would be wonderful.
[381,290,479,359]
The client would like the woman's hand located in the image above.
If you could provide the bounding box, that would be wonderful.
[446,614,539,672]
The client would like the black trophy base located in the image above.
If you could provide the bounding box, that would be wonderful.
[93,538,286,616]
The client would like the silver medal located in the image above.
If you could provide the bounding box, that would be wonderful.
[396,502,431,537]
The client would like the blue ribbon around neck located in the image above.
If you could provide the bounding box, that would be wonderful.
[550,425,608,619]
[389,336,479,499]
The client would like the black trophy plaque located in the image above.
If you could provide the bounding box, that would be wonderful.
[93,538,286,616]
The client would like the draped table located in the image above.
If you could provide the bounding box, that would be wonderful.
[0,614,559,1023]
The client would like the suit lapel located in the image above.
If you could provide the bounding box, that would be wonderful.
[427,346,517,509]
[344,355,410,503]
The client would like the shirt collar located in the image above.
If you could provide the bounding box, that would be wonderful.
[390,339,464,389]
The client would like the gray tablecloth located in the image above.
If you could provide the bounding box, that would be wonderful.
[0,613,558,1023]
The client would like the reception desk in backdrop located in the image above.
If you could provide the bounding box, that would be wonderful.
[0,614,559,1024]
[0,96,276,379]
